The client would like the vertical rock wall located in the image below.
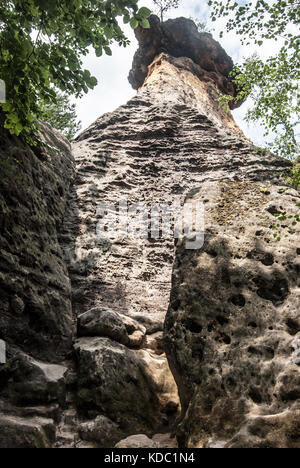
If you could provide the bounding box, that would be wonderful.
[164,180,300,448]
[0,122,74,360]
[0,121,75,447]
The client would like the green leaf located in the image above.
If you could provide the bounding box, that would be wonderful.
[130,17,139,29]
[140,19,150,29]
[95,47,103,57]
[15,122,24,135]
[210,0,300,160]
[104,46,112,56]
[104,25,114,39]
[10,113,19,123]
[138,7,152,18]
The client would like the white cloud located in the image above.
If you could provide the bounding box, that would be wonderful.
[74,0,275,147]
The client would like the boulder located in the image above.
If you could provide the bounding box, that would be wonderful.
[0,414,55,449]
[115,433,178,448]
[0,353,67,404]
[74,337,162,434]
[79,415,122,448]
[78,307,130,345]
[77,307,146,348]
[115,434,158,449]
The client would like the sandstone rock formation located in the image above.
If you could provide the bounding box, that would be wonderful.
[164,180,300,448]
[129,15,240,107]
[0,122,74,361]
[0,16,298,448]
[0,121,74,447]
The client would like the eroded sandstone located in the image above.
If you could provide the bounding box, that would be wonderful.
[129,15,240,108]
[0,121,74,362]
[164,180,300,448]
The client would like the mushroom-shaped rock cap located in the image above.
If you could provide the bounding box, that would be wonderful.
[129,15,242,109]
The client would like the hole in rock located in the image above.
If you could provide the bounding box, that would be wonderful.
[184,318,203,334]
[248,346,261,356]
[249,387,263,404]
[216,315,229,326]
[248,322,257,328]
[57,185,64,196]
[230,294,246,307]
[255,275,289,305]
[266,205,279,216]
[216,332,231,345]
[286,318,300,336]
[226,377,235,388]
[207,249,217,257]
[261,253,274,266]
[191,342,204,359]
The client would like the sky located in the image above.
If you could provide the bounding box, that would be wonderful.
[73,0,280,147]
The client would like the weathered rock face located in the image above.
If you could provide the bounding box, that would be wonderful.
[58,38,289,445]
[164,180,300,448]
[0,122,74,362]
[0,15,298,449]
[60,16,294,445]
[0,121,75,447]
[129,15,240,109]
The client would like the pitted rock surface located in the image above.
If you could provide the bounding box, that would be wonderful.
[0,121,75,448]
[0,122,74,362]
[164,180,300,448]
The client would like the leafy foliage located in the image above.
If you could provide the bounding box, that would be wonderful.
[218,93,234,113]
[0,1,151,143]
[39,91,81,141]
[209,0,300,160]
[285,160,300,189]
[153,0,180,22]
[269,162,300,240]
[271,207,300,241]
